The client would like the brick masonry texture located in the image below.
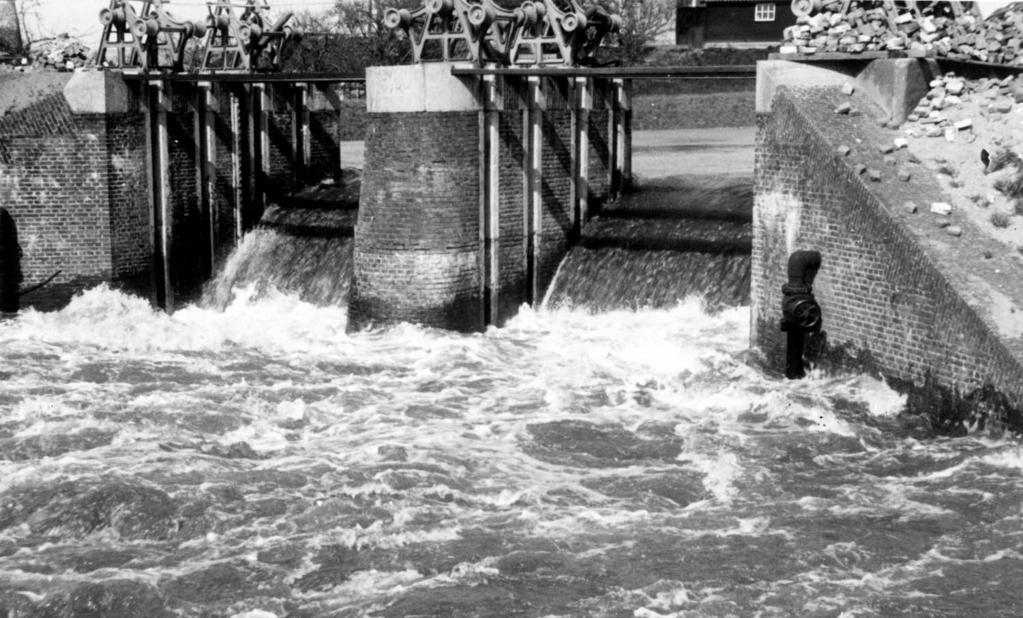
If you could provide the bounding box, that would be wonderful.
[167,110,202,299]
[538,109,574,295]
[351,74,605,330]
[349,111,484,331]
[0,90,150,307]
[498,111,527,324]
[0,75,344,309]
[754,86,1023,410]
[309,110,341,180]
[588,109,611,208]
[211,86,241,258]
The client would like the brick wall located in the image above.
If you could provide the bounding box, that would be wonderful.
[754,86,1023,423]
[0,86,148,306]
[498,110,527,324]
[211,86,241,259]
[267,84,297,198]
[349,111,482,331]
[588,108,611,209]
[105,113,149,279]
[0,74,346,311]
[166,90,203,301]
[309,110,341,180]
[351,70,626,332]
[538,109,574,295]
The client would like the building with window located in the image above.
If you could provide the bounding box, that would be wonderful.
[677,0,796,48]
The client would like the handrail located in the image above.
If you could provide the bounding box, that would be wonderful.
[119,72,366,83]
[450,65,758,78]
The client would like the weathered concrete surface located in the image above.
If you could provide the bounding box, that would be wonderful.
[63,70,133,114]
[366,63,480,113]
[757,57,937,124]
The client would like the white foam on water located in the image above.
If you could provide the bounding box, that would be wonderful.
[978,447,1023,470]
[693,452,741,503]
[849,375,907,417]
[3,286,1023,614]
[230,611,279,618]
[305,568,423,602]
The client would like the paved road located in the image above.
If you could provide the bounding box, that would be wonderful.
[339,126,756,179]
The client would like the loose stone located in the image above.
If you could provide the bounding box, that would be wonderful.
[905,200,918,213]
[947,225,963,236]
[931,202,953,215]
[836,144,852,156]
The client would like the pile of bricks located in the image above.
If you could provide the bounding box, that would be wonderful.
[27,36,91,71]
[902,72,1023,136]
[781,0,984,58]
[980,2,1023,65]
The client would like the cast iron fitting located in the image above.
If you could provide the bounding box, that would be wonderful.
[780,250,822,380]
[780,250,822,332]
[781,292,821,332]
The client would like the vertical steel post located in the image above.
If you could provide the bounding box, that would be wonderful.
[526,76,543,305]
[196,81,215,276]
[293,83,309,187]
[574,76,591,230]
[251,82,269,222]
[147,81,173,311]
[605,79,618,196]
[480,74,501,327]
[228,86,243,241]
[615,78,632,190]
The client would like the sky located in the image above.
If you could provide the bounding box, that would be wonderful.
[22,0,1022,47]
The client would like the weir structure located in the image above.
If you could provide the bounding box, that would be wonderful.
[348,64,631,331]
[0,69,358,311]
[347,0,754,330]
[348,0,628,330]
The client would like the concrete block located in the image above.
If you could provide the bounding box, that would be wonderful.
[854,58,932,125]
[756,59,855,114]
[367,63,481,113]
[63,70,132,114]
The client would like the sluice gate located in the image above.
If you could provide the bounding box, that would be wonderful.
[0,0,761,325]
[127,72,360,309]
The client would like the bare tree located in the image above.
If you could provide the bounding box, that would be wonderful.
[13,0,43,48]
[599,0,675,63]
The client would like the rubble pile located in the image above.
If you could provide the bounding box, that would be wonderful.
[27,35,90,71]
[901,72,1023,140]
[781,0,984,57]
[981,2,1023,65]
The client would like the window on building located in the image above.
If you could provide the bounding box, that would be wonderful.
[754,3,776,21]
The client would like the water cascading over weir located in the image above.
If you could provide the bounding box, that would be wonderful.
[348,0,630,331]
[0,0,367,311]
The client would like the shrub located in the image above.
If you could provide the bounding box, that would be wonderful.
[991,212,1011,228]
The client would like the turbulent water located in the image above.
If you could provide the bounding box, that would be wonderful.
[204,179,359,310]
[2,286,1023,617]
[546,177,751,311]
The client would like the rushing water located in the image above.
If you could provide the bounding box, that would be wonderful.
[547,176,751,311]
[2,284,1023,617]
